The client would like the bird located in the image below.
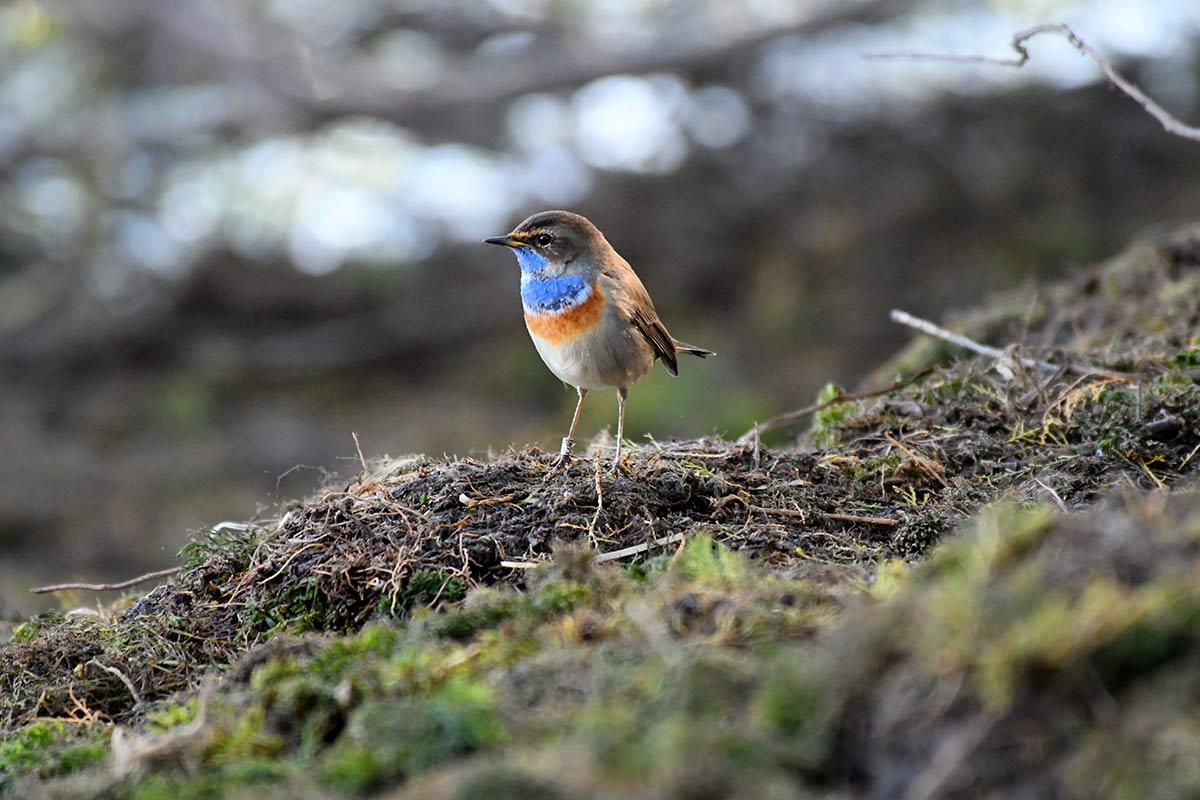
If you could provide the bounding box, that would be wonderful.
[485,210,714,475]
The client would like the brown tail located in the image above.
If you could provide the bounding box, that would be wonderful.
[672,339,715,358]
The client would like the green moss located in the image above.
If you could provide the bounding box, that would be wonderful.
[16,487,1200,800]
[206,705,286,764]
[0,721,108,791]
[307,621,401,683]
[398,569,467,611]
[57,740,108,774]
[319,678,507,793]
[922,503,1054,581]
[974,578,1198,708]
[145,698,199,732]
[451,767,572,800]
[247,575,332,633]
[10,611,65,645]
[63,547,835,796]
[179,525,258,573]
[435,592,521,640]
[1,721,64,781]
[870,559,911,599]
[809,382,855,447]
[755,657,822,741]
[129,773,285,800]
[527,579,590,617]
[1169,349,1200,369]
[669,534,748,587]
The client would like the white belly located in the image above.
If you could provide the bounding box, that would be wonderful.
[528,320,655,390]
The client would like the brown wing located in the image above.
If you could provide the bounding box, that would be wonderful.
[601,254,680,375]
[630,304,679,375]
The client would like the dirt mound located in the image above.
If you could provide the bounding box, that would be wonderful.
[10,490,1199,799]
[1,223,1199,797]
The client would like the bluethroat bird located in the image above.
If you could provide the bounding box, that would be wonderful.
[485,210,714,475]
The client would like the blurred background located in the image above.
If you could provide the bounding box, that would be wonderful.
[2,0,1198,614]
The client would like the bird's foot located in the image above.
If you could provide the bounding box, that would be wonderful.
[606,453,625,478]
[544,437,575,480]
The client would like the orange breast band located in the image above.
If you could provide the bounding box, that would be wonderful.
[524,285,606,345]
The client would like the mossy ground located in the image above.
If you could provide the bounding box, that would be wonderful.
[2,224,1199,798]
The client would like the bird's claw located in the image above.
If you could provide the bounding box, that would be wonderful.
[606,454,625,478]
[544,437,575,480]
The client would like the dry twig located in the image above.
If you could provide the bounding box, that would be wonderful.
[737,366,939,441]
[31,566,183,595]
[890,309,1134,381]
[352,431,370,475]
[1035,479,1070,513]
[459,491,525,509]
[499,560,540,570]
[595,533,687,563]
[498,533,689,569]
[84,659,143,711]
[866,23,1200,142]
[587,460,605,545]
[822,511,899,528]
[715,494,898,527]
[883,432,948,488]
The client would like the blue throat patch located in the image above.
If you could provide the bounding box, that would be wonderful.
[514,247,550,274]
[520,272,590,314]
[511,246,591,313]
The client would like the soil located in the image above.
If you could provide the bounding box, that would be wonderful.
[1,222,1198,799]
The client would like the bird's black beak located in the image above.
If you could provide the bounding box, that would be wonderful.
[483,235,523,248]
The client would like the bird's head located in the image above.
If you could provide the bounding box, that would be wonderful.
[484,210,607,278]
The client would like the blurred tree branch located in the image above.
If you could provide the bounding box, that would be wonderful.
[12,0,917,162]
[2,0,921,369]
[292,0,920,142]
[867,22,1200,142]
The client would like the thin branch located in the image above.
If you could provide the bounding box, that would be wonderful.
[586,459,605,546]
[498,533,688,569]
[741,301,1137,444]
[352,431,370,475]
[31,566,182,595]
[714,494,898,527]
[867,22,1200,142]
[822,511,899,528]
[459,492,525,509]
[890,308,1028,364]
[1035,478,1070,513]
[85,659,143,710]
[737,366,939,442]
[595,533,687,563]
[890,309,1135,382]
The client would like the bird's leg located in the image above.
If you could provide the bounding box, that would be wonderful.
[549,387,587,474]
[608,387,627,476]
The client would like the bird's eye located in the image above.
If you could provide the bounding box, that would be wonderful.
[535,233,553,247]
